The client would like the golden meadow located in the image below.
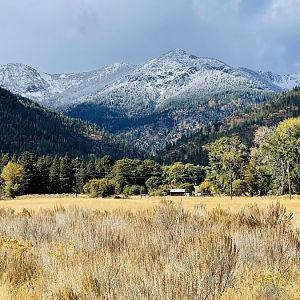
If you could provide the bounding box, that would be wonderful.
[0,200,299,299]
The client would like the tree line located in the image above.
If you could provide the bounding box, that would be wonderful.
[1,117,299,199]
[0,153,204,198]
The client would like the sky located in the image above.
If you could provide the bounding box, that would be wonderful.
[0,0,299,74]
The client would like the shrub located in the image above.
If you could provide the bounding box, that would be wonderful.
[83,178,115,198]
[178,183,194,194]
[145,176,162,192]
[150,185,170,196]
[232,179,248,196]
[198,179,213,195]
[123,185,146,196]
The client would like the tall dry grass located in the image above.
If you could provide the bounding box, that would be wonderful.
[0,201,299,299]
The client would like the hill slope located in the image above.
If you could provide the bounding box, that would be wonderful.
[156,88,300,165]
[0,88,138,158]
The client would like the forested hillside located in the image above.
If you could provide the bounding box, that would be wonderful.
[2,114,300,198]
[0,88,139,158]
[157,88,300,164]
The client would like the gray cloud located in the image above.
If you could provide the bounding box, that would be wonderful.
[0,0,299,74]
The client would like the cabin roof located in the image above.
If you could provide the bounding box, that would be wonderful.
[170,189,186,193]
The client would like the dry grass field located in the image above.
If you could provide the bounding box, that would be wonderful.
[1,194,300,220]
[0,195,299,299]
[0,200,299,299]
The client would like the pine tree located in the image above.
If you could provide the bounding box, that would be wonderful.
[59,155,74,193]
[78,161,88,193]
[18,152,37,194]
[86,160,96,181]
[35,156,52,194]
[49,157,60,193]
[0,153,10,172]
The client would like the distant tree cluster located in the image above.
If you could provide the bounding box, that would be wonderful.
[0,153,204,198]
[0,153,114,198]
[205,117,300,197]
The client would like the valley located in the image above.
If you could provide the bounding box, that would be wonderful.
[2,1,300,299]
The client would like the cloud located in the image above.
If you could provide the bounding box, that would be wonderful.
[263,0,300,24]
[192,0,241,18]
[0,0,299,74]
[248,0,300,72]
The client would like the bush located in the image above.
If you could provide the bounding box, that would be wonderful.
[150,185,170,196]
[83,179,115,198]
[145,177,162,192]
[232,179,248,196]
[178,183,194,194]
[123,185,146,196]
[198,179,213,195]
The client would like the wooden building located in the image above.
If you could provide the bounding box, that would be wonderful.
[170,189,186,196]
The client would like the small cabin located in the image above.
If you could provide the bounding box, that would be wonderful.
[170,189,186,196]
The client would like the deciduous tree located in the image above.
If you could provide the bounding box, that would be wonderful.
[1,162,25,198]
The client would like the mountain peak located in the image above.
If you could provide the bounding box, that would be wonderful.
[1,48,299,114]
[158,49,227,67]
[166,48,188,56]
[2,62,38,71]
[161,48,194,61]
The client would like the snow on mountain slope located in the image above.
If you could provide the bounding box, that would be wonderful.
[0,63,50,96]
[282,73,300,89]
[0,49,298,114]
[0,62,135,107]
[259,71,300,90]
[86,49,285,116]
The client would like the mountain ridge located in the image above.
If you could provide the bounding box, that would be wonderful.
[1,49,299,111]
[1,49,300,155]
[0,87,139,158]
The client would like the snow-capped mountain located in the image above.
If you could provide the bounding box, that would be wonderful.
[0,49,297,112]
[1,49,299,153]
[0,62,135,107]
[86,49,284,116]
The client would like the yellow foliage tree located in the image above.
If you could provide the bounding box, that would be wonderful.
[1,162,25,198]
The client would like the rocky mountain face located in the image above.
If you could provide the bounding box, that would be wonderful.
[258,71,300,90]
[0,62,134,108]
[1,49,299,154]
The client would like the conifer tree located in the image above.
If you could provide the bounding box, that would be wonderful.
[59,155,73,193]
[18,152,37,194]
[49,157,60,193]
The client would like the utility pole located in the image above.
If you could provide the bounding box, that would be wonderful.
[75,167,78,198]
[287,161,292,200]
[230,160,233,200]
